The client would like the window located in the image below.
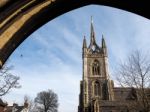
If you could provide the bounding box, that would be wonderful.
[94,81,100,96]
[92,60,100,75]
[102,83,108,100]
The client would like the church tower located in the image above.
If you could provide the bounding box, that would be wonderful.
[78,18,114,112]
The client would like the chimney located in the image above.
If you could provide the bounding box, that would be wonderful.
[24,100,29,108]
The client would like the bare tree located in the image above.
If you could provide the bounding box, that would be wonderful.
[116,50,150,112]
[0,64,20,96]
[23,95,37,112]
[34,89,58,112]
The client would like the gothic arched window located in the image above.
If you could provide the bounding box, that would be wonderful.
[102,83,108,100]
[94,81,100,96]
[92,60,100,75]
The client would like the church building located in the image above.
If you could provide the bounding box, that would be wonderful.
[78,18,138,112]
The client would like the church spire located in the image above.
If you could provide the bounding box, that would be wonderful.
[83,36,87,48]
[90,16,96,46]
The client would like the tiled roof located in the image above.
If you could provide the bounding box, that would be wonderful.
[0,98,7,107]
[6,106,24,112]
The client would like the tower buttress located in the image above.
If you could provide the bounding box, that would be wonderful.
[82,36,89,108]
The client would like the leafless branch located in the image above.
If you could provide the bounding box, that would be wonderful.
[0,64,21,96]
[115,50,150,112]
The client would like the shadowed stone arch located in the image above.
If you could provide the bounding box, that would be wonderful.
[94,81,100,96]
[0,0,150,68]
[92,81,101,97]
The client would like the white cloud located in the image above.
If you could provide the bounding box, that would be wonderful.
[3,61,81,112]
[3,5,150,112]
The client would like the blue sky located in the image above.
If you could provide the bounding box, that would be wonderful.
[2,5,150,112]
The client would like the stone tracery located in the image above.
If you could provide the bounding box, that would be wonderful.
[92,60,100,75]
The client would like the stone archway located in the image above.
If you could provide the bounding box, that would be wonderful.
[0,0,149,67]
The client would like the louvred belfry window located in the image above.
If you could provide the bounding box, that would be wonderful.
[94,81,100,96]
[92,60,100,75]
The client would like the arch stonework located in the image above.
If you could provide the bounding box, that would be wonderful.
[0,0,149,67]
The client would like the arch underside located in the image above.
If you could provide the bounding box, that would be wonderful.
[0,0,149,68]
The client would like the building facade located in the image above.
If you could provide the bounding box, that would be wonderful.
[78,19,138,112]
[0,98,29,112]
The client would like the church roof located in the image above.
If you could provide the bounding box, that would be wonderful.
[113,87,138,101]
